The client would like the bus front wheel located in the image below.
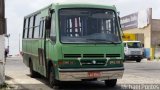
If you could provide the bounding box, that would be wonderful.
[49,66,59,87]
[105,79,117,87]
[29,61,37,78]
[136,59,141,62]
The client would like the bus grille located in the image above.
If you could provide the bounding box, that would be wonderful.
[81,60,106,65]
[64,54,120,58]
[106,54,120,57]
[83,54,104,58]
[64,54,81,58]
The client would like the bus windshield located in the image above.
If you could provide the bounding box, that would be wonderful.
[59,9,121,44]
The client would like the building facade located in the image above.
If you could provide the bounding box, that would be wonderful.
[121,8,160,59]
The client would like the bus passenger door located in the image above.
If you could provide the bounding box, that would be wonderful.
[45,13,56,77]
[38,19,47,76]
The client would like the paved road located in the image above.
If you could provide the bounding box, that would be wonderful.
[5,57,160,90]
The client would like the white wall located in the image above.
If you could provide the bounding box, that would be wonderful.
[0,35,5,84]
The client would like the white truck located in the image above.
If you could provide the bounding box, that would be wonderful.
[123,41,144,62]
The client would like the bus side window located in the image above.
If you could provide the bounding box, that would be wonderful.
[28,16,34,38]
[33,14,40,38]
[39,20,45,38]
[50,13,56,41]
[23,18,29,38]
[23,19,26,38]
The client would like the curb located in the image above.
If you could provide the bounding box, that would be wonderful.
[141,59,160,62]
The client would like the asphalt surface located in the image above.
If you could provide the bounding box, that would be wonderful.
[5,57,160,90]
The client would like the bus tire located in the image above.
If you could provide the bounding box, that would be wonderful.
[136,59,141,62]
[29,61,37,78]
[105,79,117,87]
[49,66,59,88]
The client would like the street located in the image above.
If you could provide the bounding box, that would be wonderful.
[5,57,160,90]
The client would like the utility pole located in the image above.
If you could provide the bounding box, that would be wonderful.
[19,33,20,53]
[0,0,6,85]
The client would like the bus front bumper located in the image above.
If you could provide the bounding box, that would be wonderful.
[58,67,124,81]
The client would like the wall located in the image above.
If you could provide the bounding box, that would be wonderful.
[0,35,5,84]
[151,19,160,31]
[136,34,144,44]
[122,33,136,41]
[0,0,5,85]
[151,19,160,47]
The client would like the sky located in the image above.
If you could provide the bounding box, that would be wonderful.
[5,0,160,55]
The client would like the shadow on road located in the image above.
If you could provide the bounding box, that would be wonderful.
[124,61,140,63]
[29,76,131,90]
[7,72,132,90]
[54,81,123,90]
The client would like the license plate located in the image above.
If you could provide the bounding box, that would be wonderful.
[88,72,101,78]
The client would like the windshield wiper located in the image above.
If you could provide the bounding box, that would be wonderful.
[86,39,106,41]
[86,39,120,44]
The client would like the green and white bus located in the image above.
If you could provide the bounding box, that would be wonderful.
[22,2,124,87]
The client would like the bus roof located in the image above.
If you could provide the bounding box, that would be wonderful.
[24,2,116,18]
[53,2,115,7]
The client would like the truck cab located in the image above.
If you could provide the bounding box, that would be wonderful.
[124,41,144,62]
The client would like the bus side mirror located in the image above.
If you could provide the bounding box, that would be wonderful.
[45,16,51,38]
[118,16,122,28]
[45,16,51,30]
[118,16,124,38]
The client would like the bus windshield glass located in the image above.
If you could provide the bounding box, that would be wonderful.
[59,9,121,44]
